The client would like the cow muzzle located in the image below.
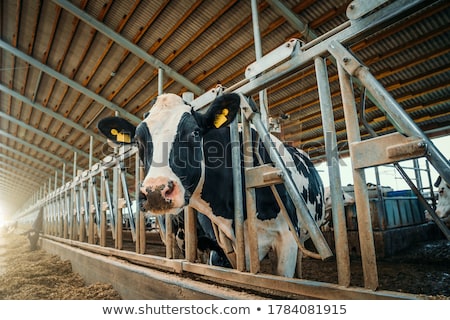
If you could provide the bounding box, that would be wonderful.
[139,178,184,214]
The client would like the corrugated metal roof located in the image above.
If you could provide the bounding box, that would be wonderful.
[0,0,449,214]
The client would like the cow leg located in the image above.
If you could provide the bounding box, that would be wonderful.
[274,234,298,278]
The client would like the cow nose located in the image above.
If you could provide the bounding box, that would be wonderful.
[139,178,178,212]
[165,180,175,197]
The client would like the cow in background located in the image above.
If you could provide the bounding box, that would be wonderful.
[324,186,355,212]
[321,186,355,231]
[426,176,450,227]
[20,207,43,250]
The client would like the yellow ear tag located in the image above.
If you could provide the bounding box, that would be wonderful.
[110,128,131,143]
[214,108,229,128]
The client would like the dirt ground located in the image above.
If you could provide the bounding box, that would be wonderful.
[299,239,450,298]
[0,227,448,300]
[0,231,121,300]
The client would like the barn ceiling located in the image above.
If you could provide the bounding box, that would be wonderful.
[0,0,449,216]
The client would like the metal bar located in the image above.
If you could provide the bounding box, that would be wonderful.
[336,60,378,290]
[184,206,197,262]
[182,92,196,262]
[62,163,68,239]
[88,136,95,244]
[138,166,146,254]
[82,180,90,230]
[230,115,246,272]
[315,56,351,286]
[250,0,268,127]
[241,107,260,273]
[158,68,164,95]
[70,153,77,240]
[120,161,136,241]
[75,183,83,240]
[266,0,318,41]
[103,169,116,240]
[165,214,174,259]
[91,176,101,235]
[346,0,390,20]
[113,162,122,249]
[64,184,69,239]
[135,155,142,254]
[100,169,107,247]
[51,0,204,96]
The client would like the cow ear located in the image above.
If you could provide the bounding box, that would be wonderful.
[195,93,241,130]
[97,116,136,145]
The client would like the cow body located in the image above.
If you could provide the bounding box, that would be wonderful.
[322,186,355,230]
[98,93,325,277]
[324,186,355,212]
[432,176,450,226]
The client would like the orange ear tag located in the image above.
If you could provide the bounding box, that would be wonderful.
[110,128,131,143]
[214,108,229,128]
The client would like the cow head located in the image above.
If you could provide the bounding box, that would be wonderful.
[98,93,240,216]
[434,175,450,220]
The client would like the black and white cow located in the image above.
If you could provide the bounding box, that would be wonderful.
[426,175,450,227]
[98,93,325,277]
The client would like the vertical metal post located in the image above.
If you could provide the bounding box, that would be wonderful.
[48,178,53,234]
[88,136,95,244]
[336,61,378,290]
[241,107,260,273]
[158,68,164,95]
[413,159,423,192]
[78,171,86,242]
[139,166,146,253]
[114,160,123,250]
[63,163,68,239]
[135,154,142,253]
[165,213,174,259]
[184,206,197,262]
[230,115,246,271]
[104,169,115,240]
[92,176,101,236]
[182,91,197,262]
[100,169,107,247]
[250,0,268,127]
[315,56,351,286]
[120,162,136,241]
[70,152,77,239]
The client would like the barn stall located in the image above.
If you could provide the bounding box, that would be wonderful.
[0,0,449,299]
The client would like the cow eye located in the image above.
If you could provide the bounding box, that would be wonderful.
[187,129,201,146]
[191,129,200,138]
